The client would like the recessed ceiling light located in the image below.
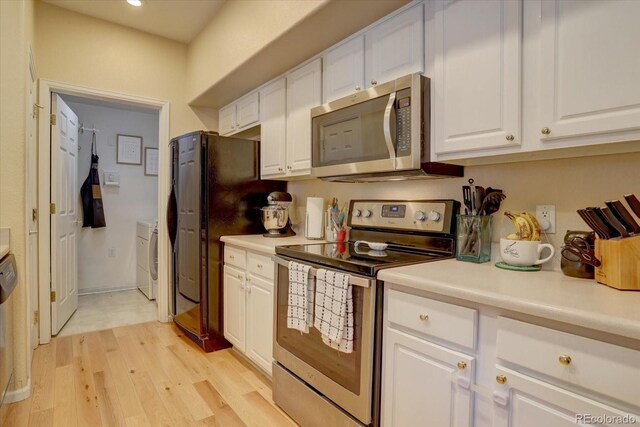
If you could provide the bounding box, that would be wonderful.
[127,0,142,7]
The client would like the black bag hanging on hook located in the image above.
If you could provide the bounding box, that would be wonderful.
[80,132,106,228]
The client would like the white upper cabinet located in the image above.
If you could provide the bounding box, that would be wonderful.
[538,0,640,144]
[365,3,424,88]
[218,91,260,136]
[286,58,322,176]
[218,104,236,136]
[323,35,365,103]
[236,91,260,130]
[259,78,287,178]
[432,0,522,156]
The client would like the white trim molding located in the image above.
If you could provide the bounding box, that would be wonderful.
[3,381,31,403]
[37,79,171,344]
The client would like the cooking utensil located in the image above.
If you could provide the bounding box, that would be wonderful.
[587,207,621,238]
[606,200,640,234]
[462,186,472,215]
[600,206,630,238]
[561,236,601,268]
[577,209,609,239]
[354,240,388,251]
[479,191,506,215]
[561,231,596,279]
[624,194,640,219]
[474,186,485,216]
[468,179,476,214]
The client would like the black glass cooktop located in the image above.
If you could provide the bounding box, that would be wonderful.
[275,242,450,276]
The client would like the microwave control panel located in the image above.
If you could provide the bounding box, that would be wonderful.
[396,87,412,157]
[349,200,455,233]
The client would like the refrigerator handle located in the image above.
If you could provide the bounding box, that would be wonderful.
[167,182,178,249]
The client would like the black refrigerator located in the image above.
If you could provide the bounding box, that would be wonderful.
[167,131,285,352]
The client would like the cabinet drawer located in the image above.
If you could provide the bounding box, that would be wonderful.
[497,317,640,408]
[136,237,148,270]
[224,246,246,270]
[386,289,477,349]
[247,252,274,280]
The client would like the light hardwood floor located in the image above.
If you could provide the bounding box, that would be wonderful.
[3,321,297,427]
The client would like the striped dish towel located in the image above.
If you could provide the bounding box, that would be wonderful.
[314,269,353,354]
[287,261,314,333]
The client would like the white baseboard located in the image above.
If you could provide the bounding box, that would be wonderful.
[78,285,138,296]
[4,382,31,403]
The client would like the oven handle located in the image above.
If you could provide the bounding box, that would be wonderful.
[272,255,374,289]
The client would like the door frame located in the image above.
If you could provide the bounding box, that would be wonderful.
[37,79,171,344]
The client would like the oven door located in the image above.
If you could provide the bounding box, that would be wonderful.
[273,255,377,425]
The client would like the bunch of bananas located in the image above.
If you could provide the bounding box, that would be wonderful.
[504,211,541,241]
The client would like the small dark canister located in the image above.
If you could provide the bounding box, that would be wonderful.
[561,230,596,279]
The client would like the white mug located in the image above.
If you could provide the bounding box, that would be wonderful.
[500,238,555,267]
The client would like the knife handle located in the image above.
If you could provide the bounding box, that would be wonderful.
[624,194,640,219]
[606,200,640,234]
[600,207,630,238]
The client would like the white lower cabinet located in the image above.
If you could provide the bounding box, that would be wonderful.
[223,246,275,376]
[382,286,640,427]
[382,326,474,427]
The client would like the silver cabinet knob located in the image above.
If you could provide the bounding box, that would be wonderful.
[287,165,292,170]
[371,80,378,86]
[506,134,515,141]
[237,274,242,280]
[541,127,551,135]
[355,85,361,91]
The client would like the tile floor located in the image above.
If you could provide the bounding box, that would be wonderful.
[57,289,157,337]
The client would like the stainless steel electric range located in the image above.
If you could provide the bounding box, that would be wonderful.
[272,199,460,427]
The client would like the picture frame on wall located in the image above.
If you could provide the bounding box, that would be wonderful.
[116,134,143,165]
[144,147,159,176]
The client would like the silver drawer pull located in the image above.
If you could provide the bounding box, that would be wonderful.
[229,255,235,259]
[559,355,572,366]
[237,274,242,280]
[419,314,429,321]
[257,264,262,269]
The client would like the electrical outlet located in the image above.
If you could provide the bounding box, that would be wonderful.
[535,205,556,234]
[108,247,116,258]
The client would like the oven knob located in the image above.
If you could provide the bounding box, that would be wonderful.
[363,209,373,218]
[353,209,362,218]
[428,211,442,222]
[414,211,426,221]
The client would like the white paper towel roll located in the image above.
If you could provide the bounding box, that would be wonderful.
[305,197,325,239]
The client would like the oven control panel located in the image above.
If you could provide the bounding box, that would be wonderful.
[348,200,457,234]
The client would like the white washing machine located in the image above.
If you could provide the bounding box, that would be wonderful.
[136,219,158,300]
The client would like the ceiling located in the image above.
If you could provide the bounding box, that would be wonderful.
[41,0,226,43]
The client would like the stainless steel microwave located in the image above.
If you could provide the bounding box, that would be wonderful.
[311,73,463,182]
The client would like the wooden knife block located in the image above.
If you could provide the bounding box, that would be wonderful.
[594,236,640,290]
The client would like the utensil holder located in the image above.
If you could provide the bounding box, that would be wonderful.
[456,215,492,263]
[594,236,640,290]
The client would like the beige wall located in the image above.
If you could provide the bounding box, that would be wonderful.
[35,0,208,138]
[187,0,327,104]
[0,0,35,395]
[288,152,640,271]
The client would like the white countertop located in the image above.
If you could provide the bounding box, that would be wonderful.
[220,234,325,254]
[0,228,10,259]
[379,257,640,342]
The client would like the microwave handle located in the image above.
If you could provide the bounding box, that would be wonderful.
[383,92,397,159]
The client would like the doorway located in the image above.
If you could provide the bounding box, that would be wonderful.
[37,80,171,344]
[54,94,161,336]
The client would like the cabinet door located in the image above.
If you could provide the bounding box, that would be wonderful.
[246,274,274,375]
[236,91,260,129]
[286,58,322,175]
[365,3,424,88]
[259,78,287,178]
[432,0,522,155]
[323,35,365,103]
[493,366,639,427]
[382,326,474,427]
[218,104,236,136]
[223,265,246,352]
[539,0,640,143]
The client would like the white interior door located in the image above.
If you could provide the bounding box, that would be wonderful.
[51,94,79,335]
[27,50,39,349]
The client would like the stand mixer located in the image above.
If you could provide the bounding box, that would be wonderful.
[261,191,296,238]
